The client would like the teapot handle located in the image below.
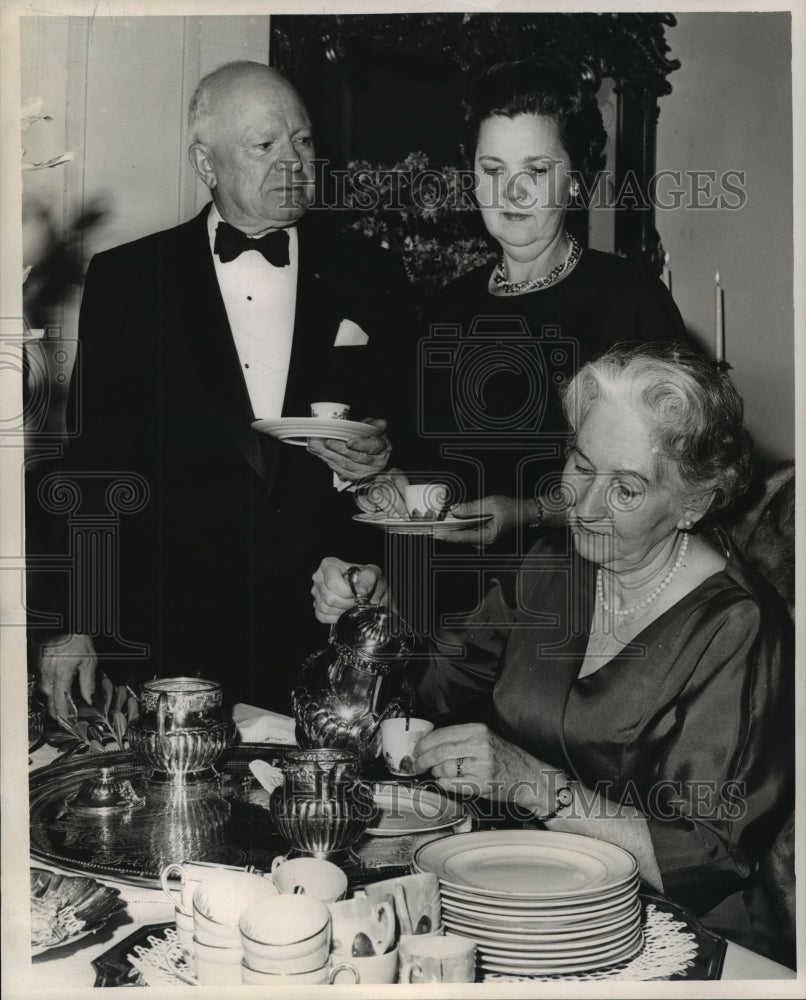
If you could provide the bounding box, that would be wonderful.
[344,566,373,606]
[157,691,171,760]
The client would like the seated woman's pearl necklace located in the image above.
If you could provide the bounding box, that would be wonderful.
[597,532,690,617]
[494,233,581,294]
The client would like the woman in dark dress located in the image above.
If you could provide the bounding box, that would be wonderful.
[405,58,686,543]
[313,344,794,961]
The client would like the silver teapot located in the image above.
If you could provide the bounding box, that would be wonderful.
[292,568,415,764]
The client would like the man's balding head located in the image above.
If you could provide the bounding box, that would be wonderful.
[187,62,315,233]
[188,62,296,144]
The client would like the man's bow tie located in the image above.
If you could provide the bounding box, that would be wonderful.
[214,221,290,267]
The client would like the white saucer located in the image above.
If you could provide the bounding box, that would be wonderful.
[352,513,492,535]
[366,783,467,837]
[252,417,382,447]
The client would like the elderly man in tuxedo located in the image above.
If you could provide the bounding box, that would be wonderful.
[36,61,418,717]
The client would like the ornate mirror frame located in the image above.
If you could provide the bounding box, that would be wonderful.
[271,12,680,275]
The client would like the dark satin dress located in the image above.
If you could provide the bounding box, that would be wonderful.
[414,530,794,951]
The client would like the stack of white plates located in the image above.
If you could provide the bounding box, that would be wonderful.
[413,830,643,976]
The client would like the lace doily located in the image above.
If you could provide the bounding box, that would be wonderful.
[126,927,197,987]
[484,903,699,982]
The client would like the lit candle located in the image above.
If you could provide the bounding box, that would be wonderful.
[714,271,724,363]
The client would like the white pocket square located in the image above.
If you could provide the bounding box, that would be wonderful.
[333,318,369,346]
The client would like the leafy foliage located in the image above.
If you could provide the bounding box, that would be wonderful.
[48,674,140,763]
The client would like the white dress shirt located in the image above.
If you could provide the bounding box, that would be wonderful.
[207,203,298,419]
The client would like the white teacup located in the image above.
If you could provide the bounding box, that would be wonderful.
[333,946,399,984]
[310,401,350,420]
[241,958,359,985]
[192,870,278,945]
[240,893,331,956]
[403,482,449,519]
[160,860,262,916]
[174,906,194,948]
[328,896,396,958]
[271,855,348,903]
[166,936,243,986]
[399,932,476,983]
[380,717,434,776]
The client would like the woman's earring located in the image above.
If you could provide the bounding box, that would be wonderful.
[679,518,693,531]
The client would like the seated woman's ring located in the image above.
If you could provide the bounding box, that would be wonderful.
[456,757,464,778]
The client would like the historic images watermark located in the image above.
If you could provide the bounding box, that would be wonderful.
[288,160,748,213]
[366,778,749,826]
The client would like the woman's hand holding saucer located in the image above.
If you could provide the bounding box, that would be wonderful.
[438,496,522,545]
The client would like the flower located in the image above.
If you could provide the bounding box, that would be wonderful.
[340,153,494,297]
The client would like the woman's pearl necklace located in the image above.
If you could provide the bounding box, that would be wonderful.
[493,233,581,294]
[597,532,690,617]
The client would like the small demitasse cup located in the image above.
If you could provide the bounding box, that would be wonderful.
[160,859,260,916]
[380,717,434,776]
[328,896,396,958]
[336,946,399,984]
[310,401,350,420]
[270,855,348,903]
[239,894,332,973]
[166,936,243,986]
[365,872,442,938]
[403,482,449,519]
[241,958,360,985]
[192,870,278,945]
[399,932,476,983]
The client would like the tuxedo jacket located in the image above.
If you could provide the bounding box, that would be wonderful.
[40,205,420,708]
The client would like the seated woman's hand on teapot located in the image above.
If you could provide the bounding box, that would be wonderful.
[311,558,387,624]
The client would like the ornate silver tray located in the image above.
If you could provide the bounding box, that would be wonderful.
[29,746,461,888]
[29,745,291,887]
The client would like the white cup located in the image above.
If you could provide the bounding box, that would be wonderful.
[310,401,350,420]
[241,958,359,985]
[399,932,476,983]
[328,896,396,958]
[270,855,348,903]
[159,860,262,916]
[403,482,449,519]
[166,936,243,986]
[192,870,278,945]
[174,906,194,948]
[334,946,399,984]
[240,894,332,973]
[380,717,434,776]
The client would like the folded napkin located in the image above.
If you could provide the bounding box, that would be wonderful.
[333,318,369,347]
[233,703,298,746]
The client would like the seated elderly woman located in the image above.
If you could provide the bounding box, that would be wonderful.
[312,343,794,958]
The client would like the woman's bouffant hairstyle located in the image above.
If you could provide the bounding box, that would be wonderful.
[463,58,607,190]
[561,343,753,513]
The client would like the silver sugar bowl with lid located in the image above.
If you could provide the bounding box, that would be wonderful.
[128,677,235,782]
[269,748,376,861]
[292,567,415,764]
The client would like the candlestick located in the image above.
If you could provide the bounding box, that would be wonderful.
[714,270,724,363]
[662,252,672,293]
